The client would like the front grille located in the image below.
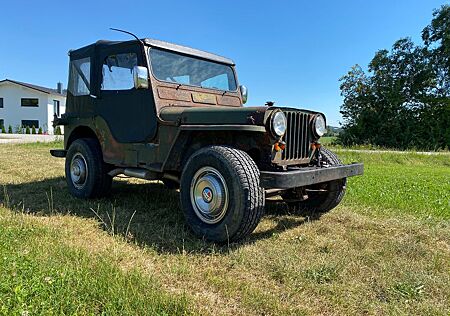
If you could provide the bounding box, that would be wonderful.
[281,111,312,161]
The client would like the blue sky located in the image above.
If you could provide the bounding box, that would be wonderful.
[0,0,447,125]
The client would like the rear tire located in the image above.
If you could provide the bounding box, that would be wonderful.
[284,147,346,214]
[180,146,265,242]
[65,138,112,198]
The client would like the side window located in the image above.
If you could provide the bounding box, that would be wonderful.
[101,53,137,91]
[68,57,91,96]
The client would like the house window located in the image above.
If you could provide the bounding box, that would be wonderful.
[0,119,4,128]
[53,100,60,116]
[0,98,3,108]
[101,53,137,91]
[21,98,39,107]
[21,120,39,128]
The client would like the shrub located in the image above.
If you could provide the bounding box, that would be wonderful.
[8,125,12,134]
[54,126,62,135]
[25,126,30,134]
[38,127,43,134]
[31,126,36,134]
[1,126,5,134]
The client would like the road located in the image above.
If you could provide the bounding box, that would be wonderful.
[334,148,449,156]
[0,134,62,144]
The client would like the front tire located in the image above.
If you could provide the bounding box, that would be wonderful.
[65,138,112,198]
[284,147,347,215]
[180,146,265,242]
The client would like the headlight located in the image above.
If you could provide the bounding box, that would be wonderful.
[313,115,327,137]
[271,111,287,137]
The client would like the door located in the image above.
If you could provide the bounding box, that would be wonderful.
[96,44,157,143]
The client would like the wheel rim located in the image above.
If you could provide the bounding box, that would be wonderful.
[70,152,88,189]
[190,166,229,224]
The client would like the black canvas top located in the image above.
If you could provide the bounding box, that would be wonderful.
[69,38,235,65]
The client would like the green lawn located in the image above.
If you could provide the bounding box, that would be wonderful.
[0,209,190,315]
[338,150,450,219]
[318,136,337,146]
[0,142,449,315]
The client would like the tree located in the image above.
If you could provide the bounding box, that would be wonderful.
[38,127,43,135]
[54,126,62,135]
[339,5,449,150]
[8,125,12,134]
[31,126,36,134]
[25,126,31,134]
[1,126,5,134]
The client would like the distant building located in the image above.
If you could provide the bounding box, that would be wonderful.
[0,79,66,134]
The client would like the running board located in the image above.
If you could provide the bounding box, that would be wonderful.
[108,168,158,180]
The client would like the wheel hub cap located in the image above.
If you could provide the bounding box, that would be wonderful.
[190,167,229,224]
[202,187,214,203]
[70,153,88,189]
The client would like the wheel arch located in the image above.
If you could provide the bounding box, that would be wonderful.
[163,129,268,172]
[66,125,99,149]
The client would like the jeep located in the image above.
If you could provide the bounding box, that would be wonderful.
[51,37,363,242]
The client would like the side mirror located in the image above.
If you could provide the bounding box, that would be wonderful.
[133,66,149,89]
[240,85,248,104]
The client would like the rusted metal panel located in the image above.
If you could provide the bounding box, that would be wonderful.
[151,80,243,115]
[191,92,217,105]
[217,95,241,107]
[157,87,191,102]
[124,150,138,166]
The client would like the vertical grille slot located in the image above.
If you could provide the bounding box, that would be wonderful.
[281,110,312,162]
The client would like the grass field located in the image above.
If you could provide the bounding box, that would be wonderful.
[0,142,449,315]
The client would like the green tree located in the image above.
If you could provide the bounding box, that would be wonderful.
[8,125,12,134]
[54,126,62,135]
[38,127,43,135]
[25,126,31,134]
[339,5,450,150]
[31,126,36,134]
[1,126,5,134]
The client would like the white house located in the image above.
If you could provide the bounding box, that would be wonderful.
[0,79,66,134]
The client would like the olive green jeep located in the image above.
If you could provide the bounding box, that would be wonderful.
[51,37,363,242]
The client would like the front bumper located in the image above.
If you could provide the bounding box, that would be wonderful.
[259,163,364,189]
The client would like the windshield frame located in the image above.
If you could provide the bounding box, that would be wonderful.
[147,47,239,93]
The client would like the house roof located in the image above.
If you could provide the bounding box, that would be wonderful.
[0,79,66,96]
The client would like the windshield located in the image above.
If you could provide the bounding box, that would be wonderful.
[149,48,237,92]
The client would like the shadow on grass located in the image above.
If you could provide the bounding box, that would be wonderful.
[2,177,311,254]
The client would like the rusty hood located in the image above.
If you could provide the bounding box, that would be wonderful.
[159,106,276,126]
